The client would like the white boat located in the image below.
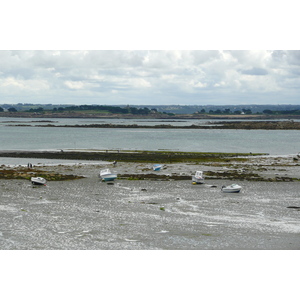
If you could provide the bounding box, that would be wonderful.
[192,171,204,184]
[153,164,163,171]
[31,177,47,185]
[100,169,117,182]
[221,184,241,193]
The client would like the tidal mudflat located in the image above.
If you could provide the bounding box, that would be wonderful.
[1,155,300,250]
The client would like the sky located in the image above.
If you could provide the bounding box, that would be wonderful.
[1,50,299,106]
[1,1,299,107]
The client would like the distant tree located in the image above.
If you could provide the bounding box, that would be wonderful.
[242,109,252,114]
[8,107,17,112]
[139,107,150,115]
[0,107,4,112]
[234,110,242,114]
[200,109,206,113]
[263,109,273,114]
[29,107,44,112]
[130,107,139,114]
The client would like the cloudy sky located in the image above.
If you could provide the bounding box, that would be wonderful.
[1,1,299,106]
[1,50,299,106]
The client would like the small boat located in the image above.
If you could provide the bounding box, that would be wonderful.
[153,164,163,171]
[221,184,241,193]
[192,171,205,184]
[31,177,47,185]
[100,169,117,182]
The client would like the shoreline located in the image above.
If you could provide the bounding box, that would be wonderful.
[1,150,299,183]
[1,152,300,250]
[4,120,300,130]
[2,111,300,121]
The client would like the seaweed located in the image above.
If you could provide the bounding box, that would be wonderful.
[0,167,84,181]
[0,150,266,163]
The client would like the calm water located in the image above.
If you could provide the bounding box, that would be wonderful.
[1,117,300,155]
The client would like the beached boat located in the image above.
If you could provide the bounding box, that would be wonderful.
[153,164,163,171]
[31,177,47,185]
[221,184,241,193]
[100,169,117,182]
[192,171,205,184]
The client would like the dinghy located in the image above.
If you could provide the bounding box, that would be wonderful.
[100,169,117,182]
[153,164,163,171]
[31,177,47,185]
[221,184,241,193]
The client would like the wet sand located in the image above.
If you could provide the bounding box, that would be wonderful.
[1,157,300,250]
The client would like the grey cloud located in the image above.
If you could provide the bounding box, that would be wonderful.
[271,50,287,61]
[240,68,268,76]
[286,50,300,65]
[189,50,222,65]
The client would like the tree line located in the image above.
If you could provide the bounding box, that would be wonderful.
[197,108,253,115]
[1,105,158,115]
[54,105,155,115]
[1,105,300,115]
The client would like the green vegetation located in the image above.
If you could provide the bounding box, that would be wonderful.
[262,109,300,115]
[24,105,157,115]
[51,105,155,115]
[202,108,253,115]
[0,150,264,164]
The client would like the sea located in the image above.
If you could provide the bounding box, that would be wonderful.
[1,117,300,253]
[0,117,300,165]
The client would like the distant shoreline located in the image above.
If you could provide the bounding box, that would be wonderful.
[5,121,300,130]
[1,111,300,120]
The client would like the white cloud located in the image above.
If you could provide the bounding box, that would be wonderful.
[64,81,86,90]
[189,80,207,88]
[1,76,49,91]
[130,78,151,88]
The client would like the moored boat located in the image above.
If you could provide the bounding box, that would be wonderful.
[221,184,241,193]
[100,169,117,182]
[192,171,204,184]
[153,164,163,171]
[31,177,47,185]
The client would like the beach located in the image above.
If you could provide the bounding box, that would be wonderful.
[1,154,300,250]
